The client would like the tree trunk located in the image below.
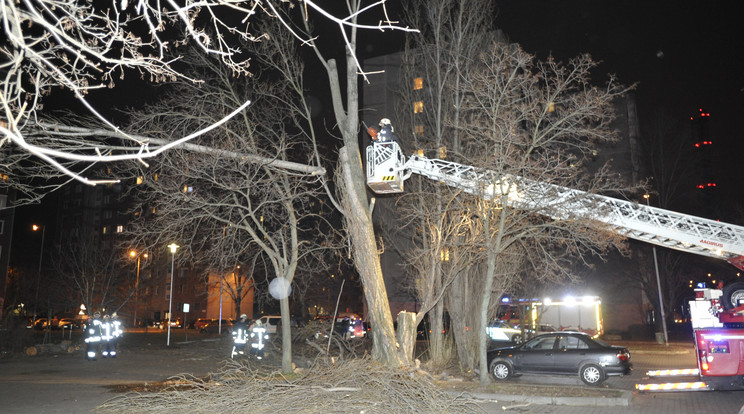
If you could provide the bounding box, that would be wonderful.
[396,311,417,365]
[429,299,446,367]
[338,146,401,366]
[280,296,292,373]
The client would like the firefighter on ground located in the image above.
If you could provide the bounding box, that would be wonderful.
[250,319,269,360]
[84,311,103,361]
[376,118,398,143]
[109,312,122,358]
[100,314,114,358]
[231,314,250,358]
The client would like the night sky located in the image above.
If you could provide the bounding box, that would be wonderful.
[12,1,744,252]
[494,1,743,119]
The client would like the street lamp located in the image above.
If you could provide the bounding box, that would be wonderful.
[644,194,669,345]
[129,250,148,328]
[166,243,179,346]
[31,224,45,324]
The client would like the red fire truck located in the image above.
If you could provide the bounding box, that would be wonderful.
[637,282,744,391]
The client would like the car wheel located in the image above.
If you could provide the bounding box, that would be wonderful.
[511,334,523,344]
[490,360,513,381]
[579,363,606,385]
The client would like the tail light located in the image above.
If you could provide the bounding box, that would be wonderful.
[699,349,709,372]
[617,350,630,362]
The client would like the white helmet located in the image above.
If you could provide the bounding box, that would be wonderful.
[379,118,391,126]
[240,314,247,320]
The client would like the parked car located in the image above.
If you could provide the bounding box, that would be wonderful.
[57,318,78,329]
[487,331,632,386]
[194,318,212,330]
[199,319,233,334]
[155,318,182,329]
[486,320,525,344]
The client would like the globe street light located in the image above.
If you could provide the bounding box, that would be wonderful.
[129,250,148,328]
[31,224,45,325]
[166,243,179,346]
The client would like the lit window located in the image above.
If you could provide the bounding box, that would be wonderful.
[413,77,423,90]
[183,185,193,193]
[154,173,159,181]
[1,174,9,182]
[414,101,423,114]
[102,226,108,234]
[440,248,450,261]
[136,176,144,185]
[416,149,424,157]
[116,225,124,233]
[439,146,447,159]
[415,125,424,136]
[152,207,157,214]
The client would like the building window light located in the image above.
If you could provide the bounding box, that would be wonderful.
[183,185,193,193]
[102,226,108,234]
[136,176,144,185]
[439,146,447,159]
[415,125,424,136]
[440,248,450,262]
[414,101,423,114]
[116,225,124,233]
[413,77,423,90]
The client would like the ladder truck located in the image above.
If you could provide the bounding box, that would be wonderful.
[365,138,744,390]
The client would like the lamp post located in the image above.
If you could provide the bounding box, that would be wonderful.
[644,194,669,345]
[31,224,45,324]
[129,250,148,329]
[166,243,179,346]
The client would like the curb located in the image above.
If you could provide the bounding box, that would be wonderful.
[446,390,632,407]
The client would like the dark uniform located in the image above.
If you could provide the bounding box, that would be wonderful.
[84,312,102,361]
[377,118,398,143]
[250,320,269,360]
[105,312,122,358]
[231,314,249,358]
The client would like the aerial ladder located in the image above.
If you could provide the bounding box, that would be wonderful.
[366,140,744,391]
[366,141,744,269]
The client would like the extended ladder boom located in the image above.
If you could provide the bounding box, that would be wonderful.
[366,142,744,269]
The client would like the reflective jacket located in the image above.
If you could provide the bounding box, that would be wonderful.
[84,318,102,343]
[232,320,249,344]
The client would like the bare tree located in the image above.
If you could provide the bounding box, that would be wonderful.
[454,42,634,383]
[298,1,407,366]
[119,30,344,371]
[1,0,415,199]
[383,0,498,367]
[49,230,125,315]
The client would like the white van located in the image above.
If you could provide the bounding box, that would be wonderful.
[251,315,282,334]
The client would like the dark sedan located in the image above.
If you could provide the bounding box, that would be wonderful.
[199,319,233,334]
[487,331,631,385]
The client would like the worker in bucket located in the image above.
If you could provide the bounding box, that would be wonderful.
[376,118,399,143]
